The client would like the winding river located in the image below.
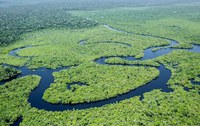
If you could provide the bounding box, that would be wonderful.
[1,25,200,125]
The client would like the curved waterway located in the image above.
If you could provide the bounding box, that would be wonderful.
[1,25,200,113]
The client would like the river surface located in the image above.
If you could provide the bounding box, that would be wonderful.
[1,25,200,125]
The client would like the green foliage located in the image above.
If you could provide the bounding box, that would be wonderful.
[0,54,27,67]
[194,76,200,82]
[157,50,200,88]
[20,88,200,126]
[43,62,159,104]
[0,65,21,81]
[0,5,98,46]
[72,3,200,47]
[105,50,200,89]
[0,2,200,126]
[0,75,41,126]
[105,57,160,67]
[0,25,168,69]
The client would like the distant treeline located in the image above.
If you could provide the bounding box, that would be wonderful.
[0,6,98,46]
[0,0,199,46]
[1,0,200,9]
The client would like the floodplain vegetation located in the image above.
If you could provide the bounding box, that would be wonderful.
[0,66,20,82]
[0,25,169,69]
[72,3,200,48]
[0,1,200,126]
[43,62,159,104]
[0,5,98,46]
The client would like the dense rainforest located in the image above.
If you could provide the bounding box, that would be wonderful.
[0,0,200,126]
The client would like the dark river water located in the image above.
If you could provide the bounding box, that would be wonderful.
[1,25,200,125]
